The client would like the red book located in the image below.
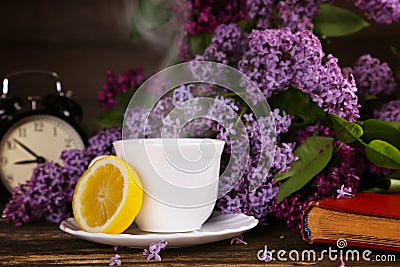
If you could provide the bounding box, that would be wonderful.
[301,193,400,252]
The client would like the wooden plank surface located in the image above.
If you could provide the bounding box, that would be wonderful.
[1,218,399,266]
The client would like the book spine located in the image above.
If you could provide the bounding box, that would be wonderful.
[301,200,320,244]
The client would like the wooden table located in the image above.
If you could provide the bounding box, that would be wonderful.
[0,218,398,266]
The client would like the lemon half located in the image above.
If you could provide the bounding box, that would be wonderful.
[72,155,143,234]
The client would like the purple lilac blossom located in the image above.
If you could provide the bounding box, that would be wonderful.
[247,0,274,29]
[314,142,365,197]
[350,54,397,96]
[172,84,194,106]
[275,1,314,31]
[238,28,295,99]
[271,108,292,135]
[85,127,122,157]
[336,184,354,199]
[273,187,320,233]
[142,240,167,261]
[247,0,329,31]
[367,162,394,177]
[97,69,144,110]
[236,28,360,121]
[109,254,121,266]
[3,162,74,226]
[374,100,400,121]
[231,234,248,245]
[246,181,278,224]
[297,55,360,122]
[352,0,400,24]
[272,143,297,173]
[196,23,248,65]
[173,0,248,35]
[216,109,292,224]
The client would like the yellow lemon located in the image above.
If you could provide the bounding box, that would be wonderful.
[72,155,142,234]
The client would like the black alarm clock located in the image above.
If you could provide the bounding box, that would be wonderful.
[0,70,86,199]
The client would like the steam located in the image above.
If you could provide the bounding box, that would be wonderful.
[129,0,182,68]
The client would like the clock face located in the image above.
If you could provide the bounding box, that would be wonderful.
[0,114,85,192]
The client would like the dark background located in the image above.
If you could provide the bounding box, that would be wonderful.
[0,0,399,135]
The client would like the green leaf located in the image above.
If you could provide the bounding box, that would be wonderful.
[313,4,369,38]
[388,170,400,179]
[269,87,326,127]
[329,114,363,143]
[386,121,400,129]
[274,168,296,182]
[363,119,400,149]
[190,33,214,56]
[115,89,137,109]
[96,110,124,128]
[364,140,400,169]
[130,0,172,38]
[277,136,334,203]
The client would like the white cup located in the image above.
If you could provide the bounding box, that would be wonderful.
[113,138,225,233]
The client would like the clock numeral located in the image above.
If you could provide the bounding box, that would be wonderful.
[6,140,16,150]
[0,156,8,166]
[34,121,44,132]
[64,138,73,148]
[53,127,58,137]
[18,127,27,138]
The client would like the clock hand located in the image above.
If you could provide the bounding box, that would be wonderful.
[13,138,41,158]
[14,157,46,165]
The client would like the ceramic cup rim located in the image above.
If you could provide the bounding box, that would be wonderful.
[113,138,225,147]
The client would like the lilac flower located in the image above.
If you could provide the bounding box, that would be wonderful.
[214,109,286,224]
[172,84,194,106]
[109,254,121,266]
[367,162,394,177]
[85,127,122,157]
[217,189,248,214]
[247,0,328,31]
[352,0,400,24]
[246,181,279,224]
[173,0,248,35]
[3,162,74,226]
[374,100,400,122]
[299,55,360,122]
[231,234,248,245]
[198,23,248,65]
[60,149,91,180]
[247,0,274,29]
[142,240,168,261]
[271,108,292,135]
[275,1,314,31]
[238,28,295,100]
[315,142,365,197]
[271,143,298,173]
[236,28,360,121]
[336,185,354,199]
[273,187,320,232]
[350,54,397,96]
[97,69,144,110]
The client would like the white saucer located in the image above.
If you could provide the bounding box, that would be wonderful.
[59,212,258,248]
